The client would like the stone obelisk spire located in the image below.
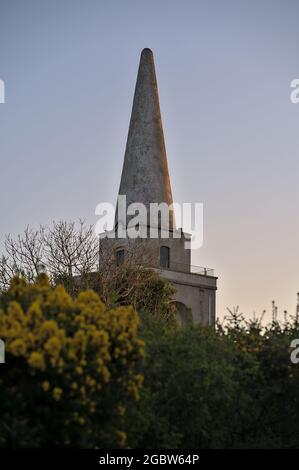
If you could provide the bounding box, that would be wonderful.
[117,48,175,230]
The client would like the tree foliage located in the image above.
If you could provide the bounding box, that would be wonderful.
[1,222,299,448]
[124,311,299,448]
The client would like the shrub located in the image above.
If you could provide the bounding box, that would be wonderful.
[0,275,144,448]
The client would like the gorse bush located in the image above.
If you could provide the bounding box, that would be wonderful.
[0,275,144,448]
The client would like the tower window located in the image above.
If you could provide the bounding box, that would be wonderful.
[160,246,170,268]
[116,248,125,266]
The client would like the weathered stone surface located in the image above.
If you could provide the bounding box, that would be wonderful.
[116,48,175,229]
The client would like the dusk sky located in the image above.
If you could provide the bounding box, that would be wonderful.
[1,0,299,320]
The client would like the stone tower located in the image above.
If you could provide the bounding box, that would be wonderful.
[101,48,217,325]
[117,48,175,230]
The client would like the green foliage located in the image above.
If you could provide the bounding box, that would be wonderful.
[96,265,177,324]
[124,313,299,449]
[1,276,299,448]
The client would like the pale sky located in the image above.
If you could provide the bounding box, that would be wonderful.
[1,0,299,321]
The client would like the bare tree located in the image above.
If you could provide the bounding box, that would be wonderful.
[5,227,45,281]
[0,220,98,294]
[0,255,17,291]
[43,220,98,279]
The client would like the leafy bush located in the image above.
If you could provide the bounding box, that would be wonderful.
[124,313,299,449]
[0,275,144,448]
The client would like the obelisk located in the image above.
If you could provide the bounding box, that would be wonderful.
[116,48,175,230]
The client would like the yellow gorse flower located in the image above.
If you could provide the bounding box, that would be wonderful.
[42,381,50,392]
[53,387,63,401]
[28,352,46,371]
